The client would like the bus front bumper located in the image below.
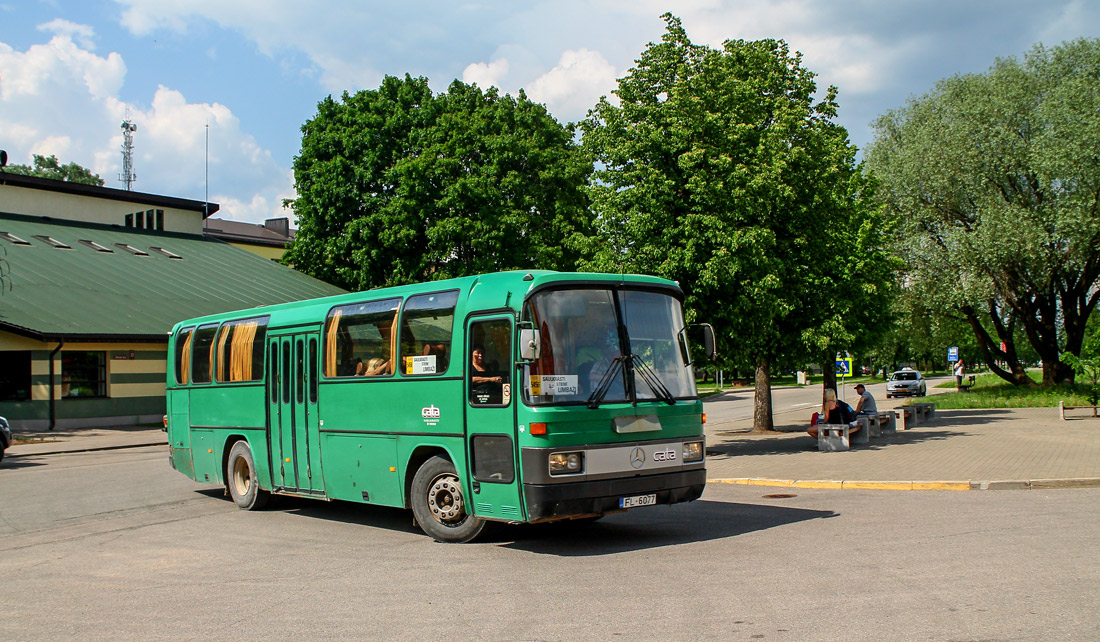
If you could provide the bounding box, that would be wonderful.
[522,468,706,522]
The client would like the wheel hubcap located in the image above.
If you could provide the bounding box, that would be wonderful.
[426,474,465,524]
[232,457,251,496]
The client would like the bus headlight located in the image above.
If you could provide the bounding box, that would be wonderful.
[682,441,704,463]
[549,452,584,475]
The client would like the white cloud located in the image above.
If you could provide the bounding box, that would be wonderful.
[37,18,97,50]
[525,49,618,121]
[462,58,510,89]
[0,25,295,223]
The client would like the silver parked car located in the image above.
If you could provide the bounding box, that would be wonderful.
[886,368,927,398]
[0,416,10,463]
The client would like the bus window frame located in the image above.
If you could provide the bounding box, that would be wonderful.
[212,315,270,385]
[322,296,402,380]
[397,288,460,378]
[173,326,195,386]
[189,323,221,386]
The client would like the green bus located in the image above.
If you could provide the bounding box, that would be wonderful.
[165,271,714,542]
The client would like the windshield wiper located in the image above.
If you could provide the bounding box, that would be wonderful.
[632,356,676,405]
[587,356,625,409]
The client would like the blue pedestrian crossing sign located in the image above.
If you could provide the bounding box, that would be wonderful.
[835,358,852,377]
[948,346,959,362]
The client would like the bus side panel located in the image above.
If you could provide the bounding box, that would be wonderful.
[188,386,269,484]
[190,429,217,483]
[320,378,466,502]
[321,434,401,506]
[167,388,194,478]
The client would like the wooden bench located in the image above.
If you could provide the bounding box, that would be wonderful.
[1059,400,1100,419]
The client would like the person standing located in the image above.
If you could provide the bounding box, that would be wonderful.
[954,360,965,387]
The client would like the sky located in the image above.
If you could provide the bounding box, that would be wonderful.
[1,1,1097,225]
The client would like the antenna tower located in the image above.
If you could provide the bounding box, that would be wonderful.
[119,119,138,190]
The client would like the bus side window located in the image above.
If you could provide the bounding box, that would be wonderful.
[324,298,400,378]
[309,338,318,404]
[191,324,219,384]
[269,342,279,403]
[174,327,194,385]
[469,319,511,406]
[399,291,459,376]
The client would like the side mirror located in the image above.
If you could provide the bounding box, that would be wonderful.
[519,328,541,361]
[701,323,716,361]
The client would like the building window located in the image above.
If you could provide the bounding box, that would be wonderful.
[79,240,114,253]
[0,351,32,401]
[155,209,164,230]
[0,232,30,245]
[150,246,182,259]
[32,235,72,249]
[115,243,149,256]
[125,213,134,227]
[62,352,106,398]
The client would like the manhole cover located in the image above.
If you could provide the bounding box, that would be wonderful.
[762,493,797,499]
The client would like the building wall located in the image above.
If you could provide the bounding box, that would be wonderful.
[0,331,167,430]
[227,241,286,261]
[0,184,204,234]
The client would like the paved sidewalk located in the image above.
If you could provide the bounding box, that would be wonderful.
[5,406,1099,490]
[704,406,1100,490]
[6,424,166,457]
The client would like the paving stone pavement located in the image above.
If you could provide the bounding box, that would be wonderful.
[703,406,1100,489]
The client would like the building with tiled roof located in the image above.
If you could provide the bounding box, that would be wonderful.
[0,171,344,430]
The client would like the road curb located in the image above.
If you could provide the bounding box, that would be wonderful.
[6,441,165,458]
[710,477,1100,491]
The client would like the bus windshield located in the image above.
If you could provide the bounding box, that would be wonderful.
[522,288,697,405]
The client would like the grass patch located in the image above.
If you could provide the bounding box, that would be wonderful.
[926,371,1092,409]
[12,435,59,445]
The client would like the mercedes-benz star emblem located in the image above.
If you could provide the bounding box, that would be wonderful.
[629,447,646,469]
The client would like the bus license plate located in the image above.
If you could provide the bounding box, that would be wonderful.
[620,494,656,509]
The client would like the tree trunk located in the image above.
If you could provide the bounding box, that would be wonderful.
[962,304,1035,387]
[752,359,774,432]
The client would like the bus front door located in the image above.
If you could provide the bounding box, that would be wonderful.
[464,315,524,522]
[268,331,323,494]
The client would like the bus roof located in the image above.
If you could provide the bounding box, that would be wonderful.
[169,270,681,334]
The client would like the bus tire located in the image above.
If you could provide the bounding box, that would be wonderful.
[410,456,485,543]
[227,441,269,510]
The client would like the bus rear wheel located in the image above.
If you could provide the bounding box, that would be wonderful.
[227,441,269,510]
[411,456,485,543]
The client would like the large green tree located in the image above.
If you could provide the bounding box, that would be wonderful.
[286,75,594,290]
[867,38,1100,386]
[580,14,892,430]
[5,154,104,186]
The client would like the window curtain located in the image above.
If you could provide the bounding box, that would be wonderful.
[229,322,259,381]
[325,309,342,377]
[179,332,192,384]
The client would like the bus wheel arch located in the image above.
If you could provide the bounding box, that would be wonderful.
[408,454,485,543]
[226,439,270,511]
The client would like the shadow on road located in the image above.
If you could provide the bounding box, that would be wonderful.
[197,490,835,554]
[496,499,835,556]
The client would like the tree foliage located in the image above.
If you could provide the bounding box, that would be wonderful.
[5,154,104,186]
[580,14,893,430]
[867,38,1100,386]
[285,75,594,290]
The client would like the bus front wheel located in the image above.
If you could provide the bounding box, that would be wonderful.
[227,441,269,510]
[410,456,485,543]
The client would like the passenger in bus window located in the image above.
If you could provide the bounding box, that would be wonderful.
[360,357,388,376]
[423,343,448,372]
[471,345,504,403]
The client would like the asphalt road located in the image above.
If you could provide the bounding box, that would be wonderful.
[2,445,1097,641]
